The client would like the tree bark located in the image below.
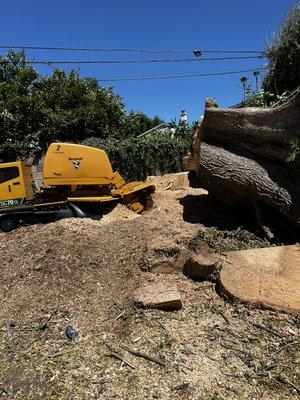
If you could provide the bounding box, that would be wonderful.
[190,143,300,230]
[201,89,300,164]
[186,89,300,231]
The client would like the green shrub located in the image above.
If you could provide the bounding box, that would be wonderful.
[244,90,286,107]
[82,135,191,181]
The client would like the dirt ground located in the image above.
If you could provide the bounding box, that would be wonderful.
[0,173,299,399]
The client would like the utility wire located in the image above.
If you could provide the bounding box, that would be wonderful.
[0,44,265,54]
[22,55,266,65]
[96,67,266,82]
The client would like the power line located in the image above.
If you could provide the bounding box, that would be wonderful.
[95,67,266,82]
[21,55,266,65]
[0,44,265,54]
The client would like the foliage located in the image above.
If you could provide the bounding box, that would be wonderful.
[33,69,126,145]
[286,138,300,162]
[0,50,192,177]
[244,89,286,107]
[174,120,198,140]
[83,118,195,182]
[122,112,164,137]
[190,227,269,252]
[262,4,300,94]
[0,51,41,160]
[82,135,192,181]
[0,50,165,162]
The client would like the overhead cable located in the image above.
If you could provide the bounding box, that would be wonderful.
[0,44,265,54]
[95,67,266,82]
[20,55,266,65]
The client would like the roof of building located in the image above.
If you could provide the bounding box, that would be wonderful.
[137,123,171,138]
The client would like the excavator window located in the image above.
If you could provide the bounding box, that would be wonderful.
[0,166,20,184]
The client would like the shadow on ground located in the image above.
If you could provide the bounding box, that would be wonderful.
[180,193,297,248]
[179,193,255,231]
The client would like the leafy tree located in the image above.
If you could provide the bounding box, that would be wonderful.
[33,69,126,146]
[262,4,300,94]
[0,51,42,160]
[0,51,126,161]
[0,50,190,179]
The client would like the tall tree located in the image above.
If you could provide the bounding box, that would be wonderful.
[263,4,300,94]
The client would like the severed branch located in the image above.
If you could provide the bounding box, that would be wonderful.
[249,321,283,338]
[253,200,275,241]
[199,348,222,362]
[5,321,14,353]
[104,352,135,370]
[212,306,230,325]
[272,340,300,356]
[274,375,300,394]
[121,345,166,367]
[216,379,239,394]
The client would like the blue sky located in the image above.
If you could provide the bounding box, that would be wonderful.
[0,0,296,122]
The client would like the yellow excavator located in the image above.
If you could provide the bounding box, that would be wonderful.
[0,142,155,232]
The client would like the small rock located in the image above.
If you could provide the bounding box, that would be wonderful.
[134,283,182,310]
[65,325,77,341]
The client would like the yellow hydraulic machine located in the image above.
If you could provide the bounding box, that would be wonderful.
[0,142,155,231]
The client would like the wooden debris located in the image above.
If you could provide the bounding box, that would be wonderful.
[173,382,190,392]
[272,340,300,356]
[140,237,189,274]
[218,245,300,313]
[212,306,230,325]
[104,352,135,370]
[5,321,13,352]
[183,253,219,280]
[187,91,300,230]
[274,375,300,394]
[115,311,125,321]
[250,322,283,338]
[121,345,166,366]
[134,283,182,310]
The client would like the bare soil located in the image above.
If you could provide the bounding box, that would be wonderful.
[0,173,299,399]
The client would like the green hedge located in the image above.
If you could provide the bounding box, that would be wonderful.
[82,135,191,181]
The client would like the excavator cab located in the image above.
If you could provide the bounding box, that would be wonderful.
[0,161,34,208]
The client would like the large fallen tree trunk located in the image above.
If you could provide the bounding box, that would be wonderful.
[202,89,300,164]
[190,143,300,229]
[186,88,300,232]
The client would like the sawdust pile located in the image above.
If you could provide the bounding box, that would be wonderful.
[0,173,199,325]
[0,218,153,325]
[0,173,298,400]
